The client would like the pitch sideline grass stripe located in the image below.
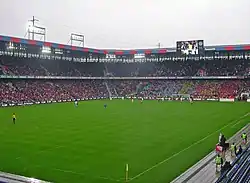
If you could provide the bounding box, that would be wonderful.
[15,145,65,160]
[231,112,250,128]
[128,112,250,182]
[53,168,122,182]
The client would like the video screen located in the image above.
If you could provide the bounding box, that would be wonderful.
[177,40,204,55]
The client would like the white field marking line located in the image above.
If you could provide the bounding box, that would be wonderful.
[98,176,123,182]
[15,145,65,160]
[231,112,250,128]
[54,168,122,182]
[128,112,250,182]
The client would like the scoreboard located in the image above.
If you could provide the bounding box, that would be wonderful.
[176,40,204,56]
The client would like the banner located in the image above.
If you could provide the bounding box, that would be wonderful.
[207,98,219,101]
[0,97,107,107]
[219,98,235,102]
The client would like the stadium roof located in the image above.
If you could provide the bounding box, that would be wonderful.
[1,35,250,55]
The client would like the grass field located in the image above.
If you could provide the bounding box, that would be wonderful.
[0,100,249,183]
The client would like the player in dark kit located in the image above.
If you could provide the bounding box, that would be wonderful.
[189,97,193,104]
[12,113,16,124]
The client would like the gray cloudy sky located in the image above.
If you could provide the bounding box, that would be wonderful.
[0,0,249,49]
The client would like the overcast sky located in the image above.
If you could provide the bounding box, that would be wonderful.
[0,0,249,49]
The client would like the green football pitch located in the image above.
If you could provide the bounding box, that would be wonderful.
[0,100,249,183]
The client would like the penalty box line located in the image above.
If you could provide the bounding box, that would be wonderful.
[128,112,250,182]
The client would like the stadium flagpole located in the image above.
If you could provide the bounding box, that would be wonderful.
[125,164,129,182]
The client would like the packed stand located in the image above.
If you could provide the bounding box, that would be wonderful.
[0,79,249,105]
[192,81,243,99]
[106,59,250,77]
[108,80,139,97]
[0,56,104,77]
[1,55,249,77]
[204,60,250,76]
[0,80,107,105]
[111,80,250,99]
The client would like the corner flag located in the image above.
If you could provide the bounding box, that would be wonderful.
[125,164,129,182]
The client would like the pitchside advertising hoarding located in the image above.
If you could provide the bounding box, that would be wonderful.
[3,97,249,107]
[219,98,235,102]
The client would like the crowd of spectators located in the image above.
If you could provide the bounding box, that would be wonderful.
[0,79,249,105]
[192,81,243,98]
[111,80,250,99]
[104,59,250,77]
[0,55,250,105]
[0,56,104,77]
[0,80,107,105]
[0,55,249,77]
